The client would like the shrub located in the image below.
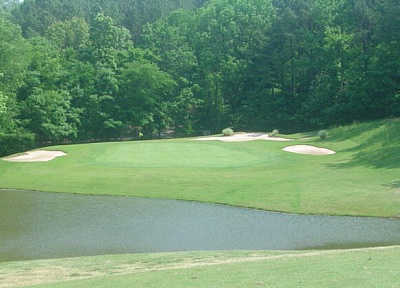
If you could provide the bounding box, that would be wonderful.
[222,128,234,136]
[318,130,328,140]
[0,132,36,157]
[270,129,279,136]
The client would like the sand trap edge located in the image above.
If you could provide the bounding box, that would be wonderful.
[283,145,336,155]
[3,150,67,162]
[195,133,292,142]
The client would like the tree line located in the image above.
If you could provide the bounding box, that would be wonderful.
[0,0,399,154]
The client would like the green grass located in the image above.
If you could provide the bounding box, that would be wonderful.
[2,246,399,288]
[1,118,400,217]
[2,119,400,287]
[0,250,299,287]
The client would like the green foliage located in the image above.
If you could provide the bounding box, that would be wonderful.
[318,130,328,140]
[0,131,36,156]
[21,88,80,141]
[0,0,399,149]
[0,14,31,133]
[46,17,89,50]
[12,0,201,39]
[222,127,234,136]
[90,13,132,57]
[0,89,9,132]
[171,85,203,136]
[0,90,6,115]
[119,61,176,136]
[0,15,30,91]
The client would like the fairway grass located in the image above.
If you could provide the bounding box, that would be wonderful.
[2,246,399,288]
[1,118,400,217]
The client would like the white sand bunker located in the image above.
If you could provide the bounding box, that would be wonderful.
[196,133,292,142]
[283,145,335,155]
[3,150,66,162]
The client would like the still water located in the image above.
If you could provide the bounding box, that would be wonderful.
[1,189,400,262]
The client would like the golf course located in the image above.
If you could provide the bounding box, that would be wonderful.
[1,119,400,217]
[1,119,400,287]
[1,0,399,285]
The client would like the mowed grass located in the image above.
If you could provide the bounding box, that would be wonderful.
[2,246,398,288]
[1,118,400,217]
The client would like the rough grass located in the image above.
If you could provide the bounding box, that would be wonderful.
[2,246,399,288]
[1,119,400,217]
[0,250,299,288]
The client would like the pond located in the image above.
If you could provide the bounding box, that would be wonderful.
[1,189,400,262]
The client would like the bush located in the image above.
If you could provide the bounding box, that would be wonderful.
[0,132,36,157]
[222,128,234,136]
[270,129,279,136]
[318,130,328,140]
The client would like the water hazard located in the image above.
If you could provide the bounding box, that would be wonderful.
[1,189,400,262]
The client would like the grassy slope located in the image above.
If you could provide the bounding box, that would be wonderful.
[1,246,397,288]
[1,119,400,217]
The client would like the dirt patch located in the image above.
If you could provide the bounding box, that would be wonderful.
[196,133,292,142]
[283,145,336,155]
[3,150,66,162]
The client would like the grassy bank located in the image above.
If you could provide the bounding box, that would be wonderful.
[1,119,400,217]
[1,246,399,288]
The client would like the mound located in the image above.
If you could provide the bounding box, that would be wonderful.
[196,133,292,142]
[283,145,335,155]
[3,150,66,162]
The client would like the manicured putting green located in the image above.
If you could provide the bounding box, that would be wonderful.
[91,141,279,168]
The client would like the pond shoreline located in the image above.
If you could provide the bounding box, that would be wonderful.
[0,188,398,220]
[1,189,400,262]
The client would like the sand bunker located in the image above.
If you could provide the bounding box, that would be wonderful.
[3,150,66,162]
[196,133,292,142]
[283,145,335,155]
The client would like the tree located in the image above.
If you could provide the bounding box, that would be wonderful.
[0,90,7,117]
[0,14,30,132]
[75,13,133,138]
[21,88,80,141]
[119,62,176,136]
[46,17,89,50]
[3,0,400,143]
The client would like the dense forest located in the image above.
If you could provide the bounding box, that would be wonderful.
[0,0,399,155]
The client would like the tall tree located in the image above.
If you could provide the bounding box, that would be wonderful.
[119,61,176,137]
[0,14,30,132]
